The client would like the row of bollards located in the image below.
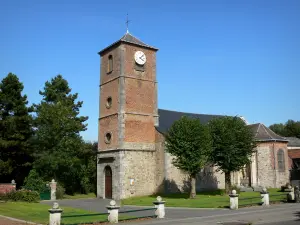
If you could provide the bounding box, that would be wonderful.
[229,186,300,210]
[48,196,166,225]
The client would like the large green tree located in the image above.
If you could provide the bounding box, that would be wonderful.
[209,116,256,193]
[285,120,300,138]
[269,120,300,138]
[33,75,89,194]
[165,116,212,198]
[269,123,287,137]
[0,73,33,185]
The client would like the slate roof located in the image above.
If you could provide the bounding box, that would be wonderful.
[285,137,300,147]
[99,32,158,55]
[248,123,288,142]
[156,109,225,134]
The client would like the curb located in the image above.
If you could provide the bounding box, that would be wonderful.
[0,215,42,225]
[122,205,229,210]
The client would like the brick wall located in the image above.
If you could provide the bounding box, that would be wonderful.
[288,148,300,159]
[0,184,16,194]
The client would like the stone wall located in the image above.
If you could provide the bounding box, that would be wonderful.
[155,131,167,194]
[97,147,163,200]
[196,166,225,191]
[254,142,289,188]
[160,127,225,193]
[0,183,16,194]
[121,150,157,198]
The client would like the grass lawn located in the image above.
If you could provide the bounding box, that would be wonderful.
[0,202,132,225]
[122,189,287,208]
[63,192,96,199]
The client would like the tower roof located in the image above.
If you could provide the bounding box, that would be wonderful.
[248,123,288,142]
[99,32,158,55]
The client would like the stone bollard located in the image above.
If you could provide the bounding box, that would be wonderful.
[294,186,300,203]
[153,196,166,219]
[260,187,269,206]
[229,190,239,210]
[11,180,16,191]
[106,200,120,223]
[50,179,57,201]
[287,186,295,202]
[48,202,63,225]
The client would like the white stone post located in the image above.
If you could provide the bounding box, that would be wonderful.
[106,200,120,223]
[229,190,239,210]
[50,179,57,201]
[286,186,295,202]
[260,187,269,206]
[48,202,63,225]
[11,180,16,191]
[153,196,166,219]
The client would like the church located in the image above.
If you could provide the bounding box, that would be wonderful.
[96,32,290,200]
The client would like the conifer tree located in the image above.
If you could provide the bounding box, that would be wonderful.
[33,75,88,194]
[0,73,33,185]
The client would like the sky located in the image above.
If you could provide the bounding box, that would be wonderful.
[0,0,299,142]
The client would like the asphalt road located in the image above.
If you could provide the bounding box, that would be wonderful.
[41,199,300,225]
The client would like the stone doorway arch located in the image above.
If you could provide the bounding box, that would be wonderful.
[104,166,112,199]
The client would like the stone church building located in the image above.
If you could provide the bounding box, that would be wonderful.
[97,32,290,200]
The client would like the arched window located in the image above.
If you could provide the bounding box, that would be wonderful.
[107,55,113,73]
[277,149,285,172]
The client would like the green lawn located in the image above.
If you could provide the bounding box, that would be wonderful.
[0,202,132,225]
[122,189,287,208]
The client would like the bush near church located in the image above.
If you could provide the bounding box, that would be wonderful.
[0,189,39,203]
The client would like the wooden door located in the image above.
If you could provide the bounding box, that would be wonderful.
[105,166,112,199]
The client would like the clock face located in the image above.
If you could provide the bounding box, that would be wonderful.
[134,51,146,65]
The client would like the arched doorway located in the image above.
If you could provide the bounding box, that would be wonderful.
[104,166,112,199]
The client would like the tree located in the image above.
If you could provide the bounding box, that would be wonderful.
[269,120,300,138]
[79,141,98,194]
[209,116,256,193]
[269,123,287,137]
[0,73,33,185]
[33,75,89,194]
[165,116,212,198]
[285,120,300,138]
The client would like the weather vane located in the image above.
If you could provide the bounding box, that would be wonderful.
[126,13,130,33]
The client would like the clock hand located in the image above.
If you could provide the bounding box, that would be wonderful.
[139,56,145,61]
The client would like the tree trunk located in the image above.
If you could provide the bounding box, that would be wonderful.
[225,172,231,193]
[190,174,196,199]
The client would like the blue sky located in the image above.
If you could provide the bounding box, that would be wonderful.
[0,0,299,142]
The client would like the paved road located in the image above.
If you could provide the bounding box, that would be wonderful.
[41,199,300,225]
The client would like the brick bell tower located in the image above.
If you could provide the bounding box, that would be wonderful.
[97,32,159,200]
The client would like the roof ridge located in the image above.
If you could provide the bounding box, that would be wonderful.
[260,123,272,139]
[158,108,226,117]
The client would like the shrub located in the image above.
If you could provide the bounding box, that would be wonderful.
[22,169,46,192]
[56,183,65,199]
[0,190,39,203]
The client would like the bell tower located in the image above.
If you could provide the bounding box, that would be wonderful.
[97,32,159,200]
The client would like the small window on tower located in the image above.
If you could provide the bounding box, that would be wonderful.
[106,97,112,109]
[107,55,113,73]
[105,132,112,144]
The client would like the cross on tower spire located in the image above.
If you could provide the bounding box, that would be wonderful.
[126,13,130,33]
